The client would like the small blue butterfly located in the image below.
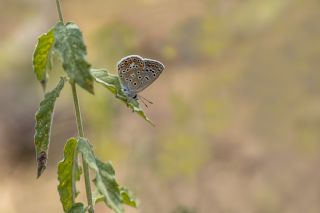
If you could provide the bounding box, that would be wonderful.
[117,55,165,105]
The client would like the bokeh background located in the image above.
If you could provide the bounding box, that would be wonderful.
[1,0,320,212]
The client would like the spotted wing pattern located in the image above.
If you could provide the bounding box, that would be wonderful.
[117,55,145,92]
[135,59,164,93]
[117,55,164,95]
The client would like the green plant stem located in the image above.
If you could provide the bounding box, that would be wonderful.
[71,82,84,137]
[71,82,94,213]
[56,0,64,24]
[55,1,94,212]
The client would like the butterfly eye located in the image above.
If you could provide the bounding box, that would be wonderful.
[153,74,156,77]
[133,82,137,86]
[145,76,149,80]
[121,70,125,73]
[125,78,128,81]
[129,79,132,82]
[138,76,142,79]
[120,75,123,78]
[137,71,140,74]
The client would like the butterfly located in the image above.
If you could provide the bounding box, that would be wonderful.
[117,55,165,106]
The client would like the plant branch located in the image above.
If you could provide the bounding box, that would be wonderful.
[55,0,64,24]
[70,81,94,213]
[71,82,84,137]
[55,1,94,212]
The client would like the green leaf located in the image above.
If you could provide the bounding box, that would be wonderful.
[90,68,153,125]
[77,137,99,171]
[77,138,122,213]
[32,28,55,90]
[94,159,123,213]
[92,182,138,208]
[120,187,138,208]
[77,138,137,213]
[92,188,105,205]
[34,78,65,178]
[67,203,85,213]
[58,138,82,213]
[53,22,94,94]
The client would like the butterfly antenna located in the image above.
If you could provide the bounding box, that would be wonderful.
[138,95,153,108]
[140,98,149,108]
[139,95,153,104]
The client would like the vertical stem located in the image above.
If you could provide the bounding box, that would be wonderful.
[55,1,93,212]
[71,82,84,137]
[71,82,94,213]
[56,0,64,23]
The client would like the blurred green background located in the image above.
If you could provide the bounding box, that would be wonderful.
[1,0,320,212]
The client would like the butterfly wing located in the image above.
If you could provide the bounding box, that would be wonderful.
[134,58,165,93]
[117,55,145,93]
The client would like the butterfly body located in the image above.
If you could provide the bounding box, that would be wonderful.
[117,55,164,101]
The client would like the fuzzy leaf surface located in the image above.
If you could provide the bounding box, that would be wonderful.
[77,138,137,213]
[32,28,54,90]
[67,203,85,213]
[58,138,82,212]
[94,158,123,213]
[92,188,105,205]
[120,187,138,208]
[34,78,65,177]
[77,138,121,213]
[53,22,94,93]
